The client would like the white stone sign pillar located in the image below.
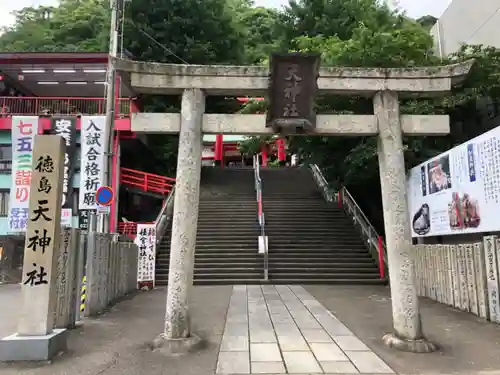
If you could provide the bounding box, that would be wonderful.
[375,91,436,353]
[0,135,67,361]
[154,89,204,354]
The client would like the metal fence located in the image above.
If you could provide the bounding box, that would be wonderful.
[413,235,500,323]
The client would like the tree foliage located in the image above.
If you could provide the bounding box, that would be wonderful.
[0,0,109,52]
[2,0,500,232]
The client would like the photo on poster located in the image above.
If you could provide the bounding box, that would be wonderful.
[427,155,452,194]
[412,203,431,235]
[448,192,481,230]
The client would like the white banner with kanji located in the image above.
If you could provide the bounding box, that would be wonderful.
[8,116,38,231]
[79,116,107,210]
[134,223,156,286]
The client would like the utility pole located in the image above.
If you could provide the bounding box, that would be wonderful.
[101,0,120,233]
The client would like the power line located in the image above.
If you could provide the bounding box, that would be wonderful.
[125,19,189,64]
[466,5,500,43]
[120,0,188,65]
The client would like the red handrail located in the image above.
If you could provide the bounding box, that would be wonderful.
[117,221,155,239]
[0,96,132,117]
[118,222,138,238]
[120,167,175,195]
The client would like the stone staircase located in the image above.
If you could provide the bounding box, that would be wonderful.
[156,166,382,286]
[260,168,382,284]
[155,168,263,285]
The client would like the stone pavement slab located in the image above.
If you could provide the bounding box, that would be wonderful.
[216,285,395,374]
[0,285,232,375]
[306,284,500,375]
[0,285,21,339]
[2,284,500,375]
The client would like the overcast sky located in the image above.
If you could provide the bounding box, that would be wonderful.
[0,0,451,29]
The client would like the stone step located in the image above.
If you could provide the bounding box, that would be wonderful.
[264,227,363,232]
[268,267,379,273]
[269,272,380,279]
[157,256,376,271]
[197,230,259,235]
[194,246,259,251]
[193,279,264,285]
[267,247,371,253]
[197,214,258,219]
[191,272,263,279]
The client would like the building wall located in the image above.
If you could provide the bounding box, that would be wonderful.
[431,0,500,56]
[0,130,81,234]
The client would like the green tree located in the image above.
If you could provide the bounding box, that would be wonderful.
[280,0,404,49]
[0,0,256,176]
[123,0,245,64]
[0,0,109,52]
[236,1,500,234]
[237,6,284,64]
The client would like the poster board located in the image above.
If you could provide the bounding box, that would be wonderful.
[407,126,500,237]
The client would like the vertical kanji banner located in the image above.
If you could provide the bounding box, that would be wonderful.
[134,223,156,289]
[50,116,77,209]
[79,116,107,210]
[8,116,38,231]
[78,209,90,231]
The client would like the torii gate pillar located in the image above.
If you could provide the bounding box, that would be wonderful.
[153,89,205,352]
[374,91,434,352]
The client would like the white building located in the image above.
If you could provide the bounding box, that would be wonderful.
[431,0,500,56]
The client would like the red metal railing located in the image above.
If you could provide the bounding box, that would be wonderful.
[0,96,132,117]
[117,222,138,238]
[117,221,155,239]
[120,167,176,195]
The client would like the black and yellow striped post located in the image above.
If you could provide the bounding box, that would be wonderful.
[80,275,87,313]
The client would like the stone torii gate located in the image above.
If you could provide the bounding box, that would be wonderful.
[115,57,473,353]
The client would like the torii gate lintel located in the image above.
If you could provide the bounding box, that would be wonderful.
[116,57,474,355]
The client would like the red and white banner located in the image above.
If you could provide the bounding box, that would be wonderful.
[8,116,38,231]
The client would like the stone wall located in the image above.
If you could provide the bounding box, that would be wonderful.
[414,235,500,323]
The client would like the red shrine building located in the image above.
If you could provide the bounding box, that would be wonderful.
[202,98,289,167]
[0,52,289,240]
[0,51,167,237]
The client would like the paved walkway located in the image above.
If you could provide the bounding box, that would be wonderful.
[217,285,394,374]
[2,284,500,375]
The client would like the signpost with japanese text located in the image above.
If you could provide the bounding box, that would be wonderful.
[78,210,90,231]
[134,224,156,289]
[266,53,320,133]
[50,116,77,209]
[17,135,65,336]
[78,116,107,210]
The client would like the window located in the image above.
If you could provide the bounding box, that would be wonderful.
[0,190,9,216]
[0,144,12,160]
[0,145,13,174]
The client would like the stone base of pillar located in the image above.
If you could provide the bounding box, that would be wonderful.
[151,332,204,356]
[382,332,437,353]
[0,329,68,361]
